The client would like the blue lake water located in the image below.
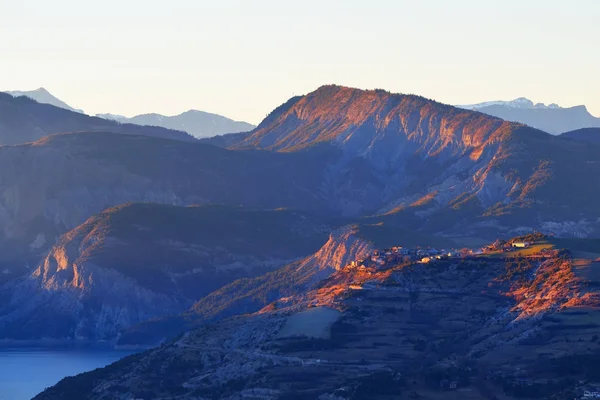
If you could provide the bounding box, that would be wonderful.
[0,348,135,400]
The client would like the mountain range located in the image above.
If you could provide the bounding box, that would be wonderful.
[458,97,600,134]
[2,87,256,138]
[0,92,196,145]
[230,86,600,232]
[561,127,600,146]
[1,84,600,399]
[0,85,599,345]
[0,130,333,275]
[97,110,255,139]
[4,88,84,113]
[0,86,598,272]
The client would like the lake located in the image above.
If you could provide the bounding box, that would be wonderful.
[0,348,135,400]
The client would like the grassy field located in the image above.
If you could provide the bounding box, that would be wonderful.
[503,242,554,257]
[277,307,341,339]
[483,241,554,258]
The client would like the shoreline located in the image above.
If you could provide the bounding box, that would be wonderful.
[0,339,154,351]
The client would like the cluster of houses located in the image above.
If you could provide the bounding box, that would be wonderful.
[482,240,531,253]
[346,246,465,271]
[346,237,552,273]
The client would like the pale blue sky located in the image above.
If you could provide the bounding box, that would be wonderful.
[1,0,598,124]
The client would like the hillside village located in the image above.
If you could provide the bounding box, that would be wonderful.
[346,233,553,273]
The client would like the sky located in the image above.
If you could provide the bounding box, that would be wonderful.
[0,0,598,125]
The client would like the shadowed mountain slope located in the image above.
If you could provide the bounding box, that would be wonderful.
[0,203,333,341]
[561,127,600,146]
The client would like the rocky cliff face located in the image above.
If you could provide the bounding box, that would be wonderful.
[0,203,332,341]
[232,85,514,216]
[187,226,373,321]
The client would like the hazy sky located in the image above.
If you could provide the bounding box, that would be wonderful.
[1,0,598,124]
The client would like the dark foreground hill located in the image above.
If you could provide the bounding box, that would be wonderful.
[36,237,600,399]
[0,203,333,341]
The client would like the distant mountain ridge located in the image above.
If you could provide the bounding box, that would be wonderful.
[457,97,600,134]
[0,92,196,145]
[4,88,84,113]
[459,97,561,110]
[98,110,256,139]
[4,88,255,139]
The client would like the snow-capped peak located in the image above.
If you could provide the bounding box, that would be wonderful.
[458,97,562,111]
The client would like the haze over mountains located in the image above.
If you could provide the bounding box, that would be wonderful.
[97,110,255,139]
[5,88,84,113]
[458,97,600,134]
